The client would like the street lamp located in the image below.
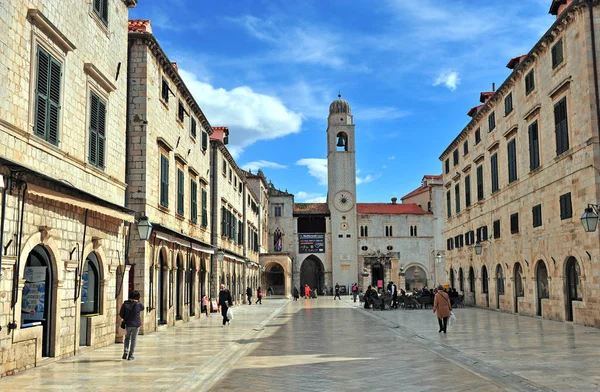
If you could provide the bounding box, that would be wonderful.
[581,204,599,232]
[245,259,252,268]
[435,253,442,264]
[137,216,153,240]
[216,250,225,263]
[474,242,483,255]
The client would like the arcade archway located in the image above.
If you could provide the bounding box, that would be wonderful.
[266,263,285,295]
[300,256,324,294]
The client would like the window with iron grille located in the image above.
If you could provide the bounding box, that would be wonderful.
[491,153,499,193]
[190,179,197,223]
[532,204,542,228]
[525,70,535,95]
[507,139,517,183]
[93,0,109,25]
[177,169,185,215]
[160,155,169,207]
[559,192,572,220]
[88,92,106,169]
[488,112,496,132]
[528,120,540,171]
[504,92,513,115]
[475,128,481,144]
[554,97,569,155]
[493,219,500,239]
[476,165,484,201]
[34,46,61,146]
[510,213,519,234]
[465,174,471,208]
[552,38,563,68]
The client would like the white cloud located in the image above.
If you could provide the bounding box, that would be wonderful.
[296,191,326,203]
[356,174,381,185]
[388,156,396,160]
[241,160,287,172]
[355,107,411,121]
[296,158,328,186]
[178,69,303,157]
[433,71,460,91]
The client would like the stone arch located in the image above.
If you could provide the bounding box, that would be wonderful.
[535,259,550,317]
[335,131,348,151]
[564,255,583,322]
[175,251,184,320]
[300,255,325,294]
[264,261,286,295]
[81,241,108,316]
[404,264,428,291]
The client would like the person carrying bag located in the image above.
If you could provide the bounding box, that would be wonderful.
[433,285,452,333]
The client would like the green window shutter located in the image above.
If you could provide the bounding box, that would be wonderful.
[35,47,50,139]
[160,156,169,207]
[201,188,208,227]
[190,180,197,223]
[202,131,207,151]
[101,0,108,24]
[97,98,106,168]
[89,94,99,166]
[191,118,197,138]
[177,169,184,215]
[47,57,61,145]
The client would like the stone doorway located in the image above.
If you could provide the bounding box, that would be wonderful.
[514,262,524,314]
[300,256,324,295]
[565,257,581,322]
[536,261,549,317]
[404,265,427,291]
[266,263,285,295]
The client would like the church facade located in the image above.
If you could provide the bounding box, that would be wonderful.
[261,97,445,295]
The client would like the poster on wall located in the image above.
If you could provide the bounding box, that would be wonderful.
[22,266,47,321]
[299,234,325,253]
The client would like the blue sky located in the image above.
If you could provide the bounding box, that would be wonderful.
[131,0,555,203]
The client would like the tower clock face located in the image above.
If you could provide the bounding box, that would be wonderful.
[333,191,355,212]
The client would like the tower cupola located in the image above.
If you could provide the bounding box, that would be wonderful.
[329,94,351,115]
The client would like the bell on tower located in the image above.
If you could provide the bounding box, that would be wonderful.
[336,132,348,151]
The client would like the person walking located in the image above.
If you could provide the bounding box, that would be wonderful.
[433,285,452,333]
[246,286,252,305]
[351,283,358,303]
[119,290,144,361]
[391,282,398,309]
[255,287,263,304]
[334,283,341,300]
[304,284,311,299]
[202,294,210,317]
[218,284,233,327]
[293,285,299,301]
[323,283,328,296]
[267,285,274,297]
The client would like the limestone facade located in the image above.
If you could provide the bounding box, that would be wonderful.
[126,21,214,334]
[0,0,137,377]
[440,0,600,326]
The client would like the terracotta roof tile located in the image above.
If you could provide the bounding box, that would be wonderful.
[506,54,527,70]
[293,203,329,215]
[128,19,152,34]
[401,185,430,200]
[479,92,494,103]
[424,174,442,180]
[467,104,484,117]
[357,203,430,215]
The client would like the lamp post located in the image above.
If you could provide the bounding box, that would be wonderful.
[435,253,442,264]
[474,242,483,255]
[581,204,600,232]
[137,216,153,240]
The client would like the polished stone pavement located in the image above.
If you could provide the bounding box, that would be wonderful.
[1,296,599,391]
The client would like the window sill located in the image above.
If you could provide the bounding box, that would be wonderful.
[551,61,567,76]
[89,10,110,38]
[158,204,170,213]
[160,98,170,110]
[175,213,185,221]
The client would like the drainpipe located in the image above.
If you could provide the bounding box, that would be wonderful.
[10,181,26,331]
[0,177,11,280]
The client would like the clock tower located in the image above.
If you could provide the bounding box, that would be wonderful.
[327,95,358,288]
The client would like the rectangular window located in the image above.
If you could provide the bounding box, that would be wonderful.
[488,112,496,132]
[552,38,563,68]
[177,169,184,215]
[528,120,540,171]
[274,206,282,217]
[525,70,535,95]
[453,149,459,166]
[463,140,469,156]
[475,128,481,145]
[447,238,453,251]
[507,139,517,183]
[93,0,109,25]
[554,97,569,155]
[161,77,170,103]
[532,204,542,228]
[504,92,513,116]
[454,183,460,213]
[34,46,61,146]
[201,188,208,227]
[493,219,501,239]
[491,153,499,193]
[191,117,197,138]
[88,92,106,169]
[222,159,227,176]
[510,213,519,234]
[229,168,232,182]
[202,131,208,151]
[190,179,197,223]
[464,174,471,208]
[160,155,169,207]
[446,190,451,218]
[445,159,450,174]
[559,192,572,220]
[465,230,473,246]
[476,226,488,242]
[476,165,484,201]
[178,100,185,122]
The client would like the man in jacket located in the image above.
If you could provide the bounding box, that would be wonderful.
[334,283,341,300]
[218,284,233,327]
[119,290,144,361]
[246,286,252,305]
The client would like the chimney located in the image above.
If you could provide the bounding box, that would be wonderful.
[492,83,495,92]
[550,0,573,19]
[391,197,398,204]
[210,126,230,145]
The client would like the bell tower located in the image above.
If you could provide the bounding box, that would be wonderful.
[327,94,358,289]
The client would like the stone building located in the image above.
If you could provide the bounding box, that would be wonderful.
[127,20,214,334]
[209,127,261,303]
[0,0,137,376]
[440,0,600,326]
[262,97,443,296]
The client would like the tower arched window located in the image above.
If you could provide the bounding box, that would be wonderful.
[336,132,348,152]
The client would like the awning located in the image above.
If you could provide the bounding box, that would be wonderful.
[155,231,214,254]
[27,183,134,223]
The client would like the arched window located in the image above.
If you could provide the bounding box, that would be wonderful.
[274,228,283,252]
[336,132,348,152]
[81,252,101,314]
[458,268,464,292]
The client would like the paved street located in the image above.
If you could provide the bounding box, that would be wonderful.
[1,296,599,391]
